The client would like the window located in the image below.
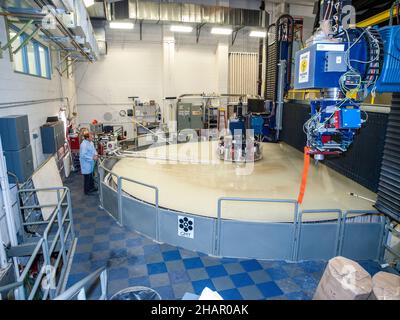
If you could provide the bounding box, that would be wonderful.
[9,25,51,79]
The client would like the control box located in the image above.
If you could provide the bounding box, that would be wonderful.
[294,42,367,90]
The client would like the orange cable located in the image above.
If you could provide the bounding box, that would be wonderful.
[297,146,310,204]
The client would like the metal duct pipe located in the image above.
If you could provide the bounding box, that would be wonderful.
[110,0,264,27]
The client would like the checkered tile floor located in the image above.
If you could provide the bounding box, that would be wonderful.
[65,173,383,300]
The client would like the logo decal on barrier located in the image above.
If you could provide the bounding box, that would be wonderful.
[178,216,194,239]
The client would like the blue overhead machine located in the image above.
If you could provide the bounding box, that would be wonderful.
[294,0,400,160]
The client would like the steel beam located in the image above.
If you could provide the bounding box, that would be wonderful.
[12,26,40,54]
[357,7,399,27]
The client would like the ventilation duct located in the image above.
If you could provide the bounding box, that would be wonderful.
[109,0,265,27]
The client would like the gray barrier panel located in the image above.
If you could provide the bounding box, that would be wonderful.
[296,210,341,261]
[101,183,119,222]
[219,220,295,260]
[340,222,385,261]
[158,209,216,255]
[297,223,339,260]
[122,195,157,239]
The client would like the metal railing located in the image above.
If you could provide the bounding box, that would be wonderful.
[99,158,390,263]
[117,176,160,241]
[54,267,108,300]
[216,197,299,258]
[1,187,76,300]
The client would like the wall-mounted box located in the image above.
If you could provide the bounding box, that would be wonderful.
[4,145,34,183]
[0,115,30,151]
[40,121,65,154]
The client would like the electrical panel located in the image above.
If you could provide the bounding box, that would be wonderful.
[0,115,30,151]
[40,121,65,154]
[177,103,203,132]
[4,146,34,183]
[0,115,34,183]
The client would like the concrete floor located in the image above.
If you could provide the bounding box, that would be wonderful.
[111,141,376,222]
[65,172,383,300]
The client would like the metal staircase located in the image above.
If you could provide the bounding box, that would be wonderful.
[0,186,78,300]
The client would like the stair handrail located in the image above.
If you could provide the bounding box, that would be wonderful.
[53,267,108,300]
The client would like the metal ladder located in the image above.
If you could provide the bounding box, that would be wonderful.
[217,108,227,131]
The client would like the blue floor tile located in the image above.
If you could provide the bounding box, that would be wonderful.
[205,265,228,278]
[169,270,190,284]
[240,260,263,272]
[154,285,175,300]
[109,267,129,281]
[192,279,216,295]
[92,241,109,252]
[147,262,168,275]
[162,250,182,262]
[128,276,151,287]
[286,291,311,300]
[183,257,204,269]
[257,281,284,298]
[219,288,243,300]
[126,238,143,247]
[73,252,91,263]
[230,273,255,288]
[265,267,289,281]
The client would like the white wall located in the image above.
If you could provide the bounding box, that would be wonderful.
[0,18,77,169]
[76,24,260,132]
[0,17,76,246]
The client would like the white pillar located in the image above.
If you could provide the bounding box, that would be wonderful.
[216,41,229,94]
[162,28,176,126]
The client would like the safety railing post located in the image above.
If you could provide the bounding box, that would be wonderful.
[291,202,300,262]
[100,268,108,300]
[214,199,222,257]
[66,188,75,239]
[99,162,105,209]
[155,188,160,242]
[56,190,68,269]
[117,176,123,226]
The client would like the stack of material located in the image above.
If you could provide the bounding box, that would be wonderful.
[369,272,400,300]
[313,256,372,300]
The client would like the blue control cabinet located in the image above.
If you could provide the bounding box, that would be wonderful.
[0,115,30,151]
[294,42,367,90]
[0,115,34,183]
[40,121,65,154]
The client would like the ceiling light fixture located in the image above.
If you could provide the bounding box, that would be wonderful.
[109,22,135,30]
[210,27,233,35]
[83,0,94,8]
[249,30,267,38]
[170,25,193,33]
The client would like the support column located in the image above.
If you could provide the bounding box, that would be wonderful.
[162,27,176,127]
[216,41,229,95]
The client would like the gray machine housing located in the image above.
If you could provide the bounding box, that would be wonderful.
[177,103,203,132]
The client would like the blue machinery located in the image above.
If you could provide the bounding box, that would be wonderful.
[294,0,400,160]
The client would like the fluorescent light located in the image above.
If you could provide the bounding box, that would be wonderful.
[211,27,233,35]
[249,30,267,38]
[170,25,193,33]
[83,0,94,7]
[109,22,134,30]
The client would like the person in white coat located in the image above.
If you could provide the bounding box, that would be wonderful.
[79,132,98,195]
